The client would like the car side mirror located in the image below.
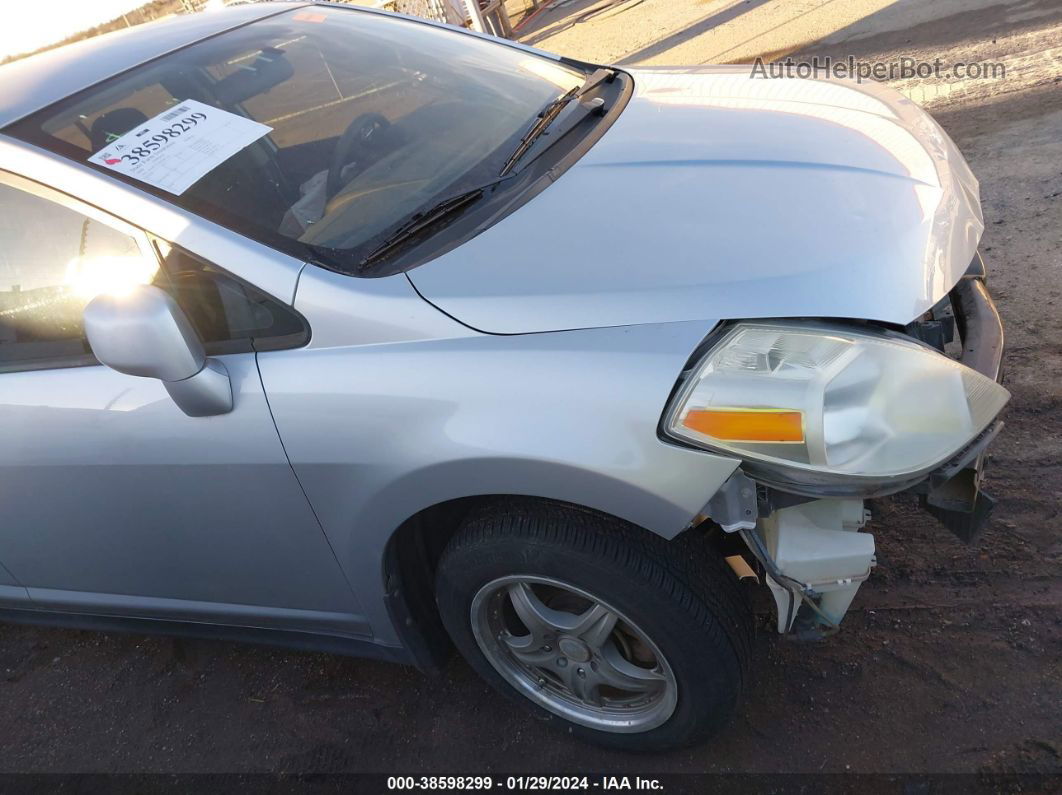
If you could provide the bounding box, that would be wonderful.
[84,285,233,417]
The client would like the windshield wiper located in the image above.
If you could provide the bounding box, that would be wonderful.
[359,180,506,268]
[359,69,616,268]
[499,67,615,177]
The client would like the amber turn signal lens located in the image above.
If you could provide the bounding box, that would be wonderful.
[682,409,804,443]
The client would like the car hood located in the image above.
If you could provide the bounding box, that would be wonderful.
[407,66,983,334]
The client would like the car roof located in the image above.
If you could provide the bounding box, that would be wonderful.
[0,2,308,129]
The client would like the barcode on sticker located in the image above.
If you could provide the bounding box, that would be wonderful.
[161,105,191,121]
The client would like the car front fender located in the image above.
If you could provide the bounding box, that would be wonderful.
[257,310,739,644]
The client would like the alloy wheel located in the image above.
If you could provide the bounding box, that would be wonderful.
[470,575,678,733]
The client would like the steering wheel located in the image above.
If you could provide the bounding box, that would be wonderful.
[327,112,393,199]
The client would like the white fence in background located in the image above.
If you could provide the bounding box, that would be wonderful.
[192,0,513,38]
[390,0,457,24]
[337,0,512,37]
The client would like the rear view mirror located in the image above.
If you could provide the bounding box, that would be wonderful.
[84,285,232,417]
[213,48,294,106]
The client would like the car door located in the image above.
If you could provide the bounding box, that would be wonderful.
[0,559,27,607]
[0,173,365,635]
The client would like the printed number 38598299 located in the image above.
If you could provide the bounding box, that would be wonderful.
[118,111,207,165]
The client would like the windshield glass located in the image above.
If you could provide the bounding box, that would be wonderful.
[14,6,586,271]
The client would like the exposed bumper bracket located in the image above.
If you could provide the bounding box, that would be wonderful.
[954,272,1004,382]
[702,470,758,532]
[921,475,997,544]
[915,265,1005,543]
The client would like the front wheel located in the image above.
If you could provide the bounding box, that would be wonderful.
[435,500,753,751]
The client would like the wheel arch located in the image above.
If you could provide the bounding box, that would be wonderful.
[381,495,640,672]
[380,493,735,673]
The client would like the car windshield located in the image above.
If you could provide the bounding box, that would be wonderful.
[13,6,586,272]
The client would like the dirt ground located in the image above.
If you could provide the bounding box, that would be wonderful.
[1,0,1060,779]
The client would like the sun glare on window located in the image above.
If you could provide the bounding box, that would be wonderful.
[64,255,159,301]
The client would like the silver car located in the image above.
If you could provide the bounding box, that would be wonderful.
[0,2,1008,750]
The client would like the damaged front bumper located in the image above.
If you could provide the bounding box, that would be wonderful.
[707,256,1006,636]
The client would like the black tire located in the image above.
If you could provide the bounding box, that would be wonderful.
[435,499,753,751]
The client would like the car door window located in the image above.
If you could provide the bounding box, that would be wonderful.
[0,179,151,372]
[0,173,306,374]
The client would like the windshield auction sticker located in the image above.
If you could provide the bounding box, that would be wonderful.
[88,99,272,195]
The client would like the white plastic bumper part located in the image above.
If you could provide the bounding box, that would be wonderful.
[760,499,876,633]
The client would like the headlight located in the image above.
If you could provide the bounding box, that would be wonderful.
[664,322,1010,492]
